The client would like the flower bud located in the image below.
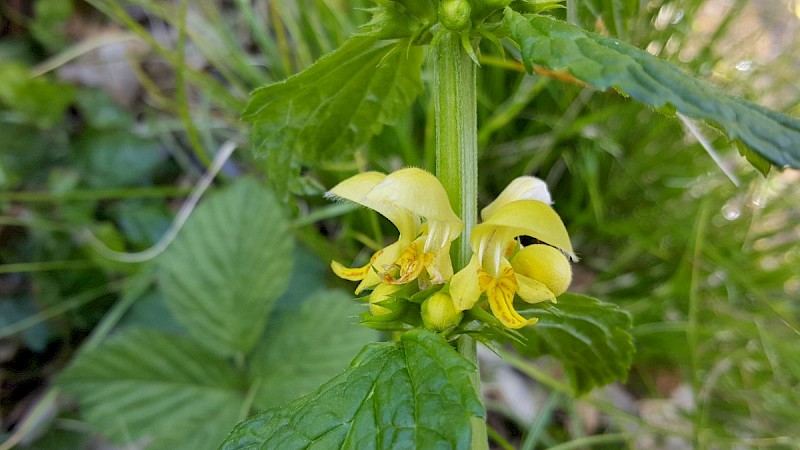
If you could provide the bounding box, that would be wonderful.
[439,0,471,31]
[421,292,464,331]
[369,283,403,317]
[511,244,572,296]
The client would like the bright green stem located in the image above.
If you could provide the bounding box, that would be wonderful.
[433,31,486,450]
[433,31,478,269]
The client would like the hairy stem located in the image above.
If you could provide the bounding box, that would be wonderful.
[432,31,486,450]
[433,32,478,269]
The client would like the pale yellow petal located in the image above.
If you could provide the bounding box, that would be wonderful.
[515,273,556,304]
[426,241,454,285]
[481,176,552,221]
[512,244,572,296]
[449,255,483,311]
[365,168,463,233]
[354,242,403,294]
[327,171,420,241]
[326,171,385,203]
[469,223,517,277]
[482,200,576,260]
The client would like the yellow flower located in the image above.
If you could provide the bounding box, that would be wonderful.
[450,177,575,329]
[328,168,463,294]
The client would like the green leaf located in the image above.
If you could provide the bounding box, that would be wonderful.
[505,11,800,170]
[515,293,634,395]
[158,178,293,356]
[57,329,245,449]
[30,0,73,49]
[75,88,134,129]
[0,63,75,127]
[221,329,484,450]
[75,130,164,188]
[0,297,51,351]
[249,289,377,409]
[118,290,185,334]
[242,37,423,198]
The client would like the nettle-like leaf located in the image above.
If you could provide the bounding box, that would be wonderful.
[249,289,377,409]
[505,10,800,171]
[158,178,293,357]
[515,293,634,395]
[57,329,245,449]
[242,37,424,197]
[221,329,484,450]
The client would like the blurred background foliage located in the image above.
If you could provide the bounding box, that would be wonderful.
[1,0,798,449]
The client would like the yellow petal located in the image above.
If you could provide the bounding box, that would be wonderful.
[450,255,483,311]
[426,241,454,285]
[469,223,517,277]
[481,176,552,221]
[327,171,385,202]
[480,200,576,260]
[354,242,403,294]
[485,267,533,329]
[512,244,572,296]
[382,239,433,285]
[515,273,556,304]
[331,260,371,281]
[365,168,463,235]
[327,171,421,241]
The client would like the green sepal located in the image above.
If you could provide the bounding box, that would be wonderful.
[359,299,422,331]
[408,283,443,303]
[365,297,410,321]
[509,0,565,14]
[461,305,528,347]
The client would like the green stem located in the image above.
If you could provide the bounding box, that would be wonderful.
[433,31,477,269]
[433,31,486,450]
[566,0,579,26]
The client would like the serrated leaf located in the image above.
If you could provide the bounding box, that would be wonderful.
[515,293,634,395]
[221,330,484,450]
[736,142,772,176]
[158,178,293,356]
[249,289,377,409]
[505,11,800,170]
[57,329,245,448]
[242,37,423,198]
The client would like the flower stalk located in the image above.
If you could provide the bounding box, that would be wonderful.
[432,30,487,450]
